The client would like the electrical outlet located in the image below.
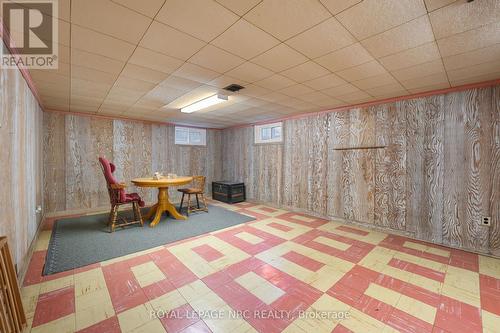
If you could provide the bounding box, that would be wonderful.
[482,216,491,226]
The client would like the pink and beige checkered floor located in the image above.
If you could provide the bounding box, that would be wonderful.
[22,201,500,333]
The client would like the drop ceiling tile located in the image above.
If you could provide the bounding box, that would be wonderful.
[114,76,157,92]
[140,21,206,60]
[144,85,187,104]
[121,63,170,84]
[71,65,119,85]
[365,82,407,98]
[57,44,71,64]
[443,44,500,71]
[280,61,330,82]
[172,63,221,83]
[160,75,205,91]
[259,92,290,103]
[212,19,280,60]
[71,79,112,98]
[408,82,450,94]
[72,0,151,44]
[239,84,272,97]
[279,84,315,97]
[155,0,239,42]
[215,0,261,15]
[106,87,144,101]
[111,0,165,18]
[400,71,449,90]
[424,0,457,12]
[361,16,435,59]
[378,42,441,71]
[320,0,363,15]
[352,72,398,90]
[429,0,500,39]
[244,0,331,41]
[225,61,274,83]
[71,49,125,75]
[207,75,249,89]
[447,59,500,84]
[285,17,356,58]
[437,21,500,57]
[336,0,427,40]
[71,25,136,61]
[253,74,296,90]
[189,45,245,73]
[321,83,360,97]
[297,90,333,103]
[303,73,346,90]
[31,62,70,78]
[392,59,445,81]
[250,43,308,72]
[128,47,184,74]
[336,90,373,103]
[313,96,344,108]
[316,43,373,72]
[336,61,387,82]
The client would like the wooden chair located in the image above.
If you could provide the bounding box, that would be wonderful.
[99,157,144,232]
[178,176,208,216]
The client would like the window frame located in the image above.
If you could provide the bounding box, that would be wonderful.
[254,122,283,144]
[175,126,207,146]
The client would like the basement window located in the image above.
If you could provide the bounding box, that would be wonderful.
[175,126,206,146]
[254,122,283,144]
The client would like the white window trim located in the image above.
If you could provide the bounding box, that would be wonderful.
[254,122,283,144]
[175,126,207,146]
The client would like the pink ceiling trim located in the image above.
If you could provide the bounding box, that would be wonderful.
[0,18,45,111]
[227,79,500,129]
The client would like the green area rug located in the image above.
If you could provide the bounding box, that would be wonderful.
[44,205,254,275]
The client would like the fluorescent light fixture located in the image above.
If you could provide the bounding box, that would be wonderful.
[180,94,228,113]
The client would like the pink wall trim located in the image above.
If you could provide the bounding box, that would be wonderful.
[0,18,45,111]
[227,79,500,129]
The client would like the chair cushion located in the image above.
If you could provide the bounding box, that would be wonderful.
[124,193,145,207]
[178,188,203,194]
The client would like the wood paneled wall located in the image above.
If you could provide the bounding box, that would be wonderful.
[222,86,500,256]
[43,113,223,214]
[0,46,44,271]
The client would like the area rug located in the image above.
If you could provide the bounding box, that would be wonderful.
[43,205,254,275]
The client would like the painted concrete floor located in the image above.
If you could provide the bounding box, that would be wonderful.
[22,201,500,333]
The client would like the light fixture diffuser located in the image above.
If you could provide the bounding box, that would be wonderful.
[180,94,228,113]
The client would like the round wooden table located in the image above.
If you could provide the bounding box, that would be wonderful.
[131,176,193,227]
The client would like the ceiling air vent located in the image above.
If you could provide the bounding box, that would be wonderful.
[223,84,245,92]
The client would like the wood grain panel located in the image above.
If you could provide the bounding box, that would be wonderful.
[283,118,310,209]
[443,89,491,252]
[253,144,283,204]
[405,95,445,242]
[327,112,347,217]
[43,112,66,213]
[1,42,44,271]
[490,86,500,256]
[222,85,499,255]
[65,116,114,210]
[113,120,153,203]
[342,150,375,223]
[374,103,406,230]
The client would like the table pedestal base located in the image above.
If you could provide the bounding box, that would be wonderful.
[144,187,186,227]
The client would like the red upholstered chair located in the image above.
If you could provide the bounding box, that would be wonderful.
[98,157,144,232]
